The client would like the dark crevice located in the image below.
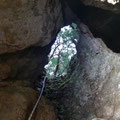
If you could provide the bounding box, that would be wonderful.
[62,0,120,53]
[0,45,51,85]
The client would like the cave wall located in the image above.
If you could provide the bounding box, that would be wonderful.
[0,0,63,120]
[0,0,63,84]
[56,22,120,120]
[0,0,63,54]
[46,1,120,120]
[0,81,57,120]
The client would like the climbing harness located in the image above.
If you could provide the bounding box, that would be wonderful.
[28,76,47,120]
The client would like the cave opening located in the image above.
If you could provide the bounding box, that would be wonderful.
[45,23,78,79]
[43,23,80,120]
[100,0,119,4]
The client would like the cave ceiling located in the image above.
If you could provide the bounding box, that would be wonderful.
[63,0,120,52]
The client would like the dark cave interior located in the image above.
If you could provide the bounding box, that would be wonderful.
[64,0,120,53]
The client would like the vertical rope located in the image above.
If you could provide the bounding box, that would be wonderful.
[28,76,47,120]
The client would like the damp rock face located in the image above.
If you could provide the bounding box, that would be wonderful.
[0,81,57,120]
[56,23,120,120]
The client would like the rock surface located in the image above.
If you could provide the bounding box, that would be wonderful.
[54,22,120,120]
[0,1,63,119]
[0,0,63,84]
[0,63,11,80]
[0,81,57,120]
[0,0,63,54]
[0,46,49,85]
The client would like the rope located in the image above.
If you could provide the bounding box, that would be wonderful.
[28,76,47,120]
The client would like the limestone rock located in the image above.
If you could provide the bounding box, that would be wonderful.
[0,0,63,54]
[0,0,62,119]
[51,22,120,120]
[0,0,63,83]
[0,81,36,120]
[0,81,57,120]
[0,63,11,80]
[0,46,49,84]
[35,97,57,120]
